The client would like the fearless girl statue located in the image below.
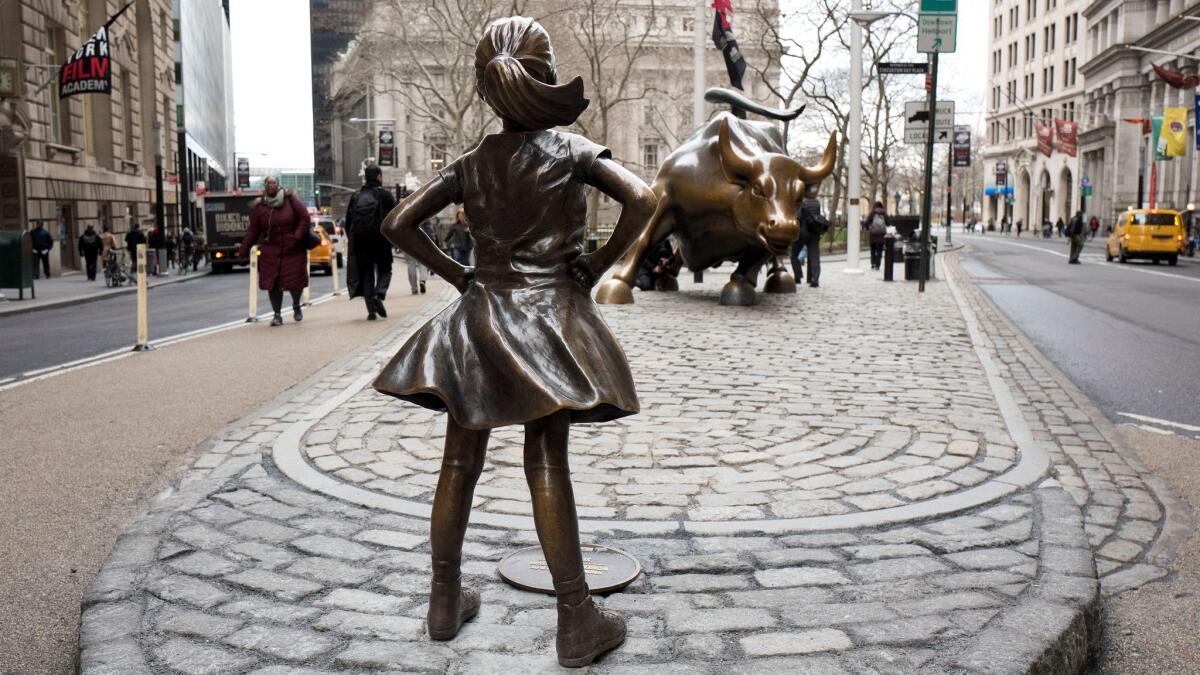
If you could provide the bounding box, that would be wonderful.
[375,16,656,668]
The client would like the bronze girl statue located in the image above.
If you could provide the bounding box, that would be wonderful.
[376,16,656,668]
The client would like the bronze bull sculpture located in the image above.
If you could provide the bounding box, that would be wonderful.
[595,88,836,306]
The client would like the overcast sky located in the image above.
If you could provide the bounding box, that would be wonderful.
[227,1,987,171]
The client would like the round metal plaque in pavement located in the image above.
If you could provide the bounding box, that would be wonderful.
[498,544,642,595]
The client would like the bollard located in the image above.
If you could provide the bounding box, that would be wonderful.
[132,244,154,351]
[331,241,341,295]
[302,250,312,307]
[246,245,259,322]
[883,235,895,282]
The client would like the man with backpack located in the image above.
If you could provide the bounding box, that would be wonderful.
[864,201,890,271]
[78,224,103,281]
[345,165,398,320]
[799,194,829,288]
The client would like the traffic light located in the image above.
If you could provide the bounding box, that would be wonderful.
[314,186,321,200]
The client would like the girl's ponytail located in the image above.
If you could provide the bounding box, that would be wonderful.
[475,17,588,131]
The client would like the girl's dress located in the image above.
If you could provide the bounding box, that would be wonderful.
[374,130,639,430]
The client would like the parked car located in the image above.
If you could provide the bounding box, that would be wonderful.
[1105,208,1185,266]
[308,226,335,276]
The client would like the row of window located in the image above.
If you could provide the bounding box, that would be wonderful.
[986,101,1078,145]
[990,58,1078,111]
[991,12,1081,75]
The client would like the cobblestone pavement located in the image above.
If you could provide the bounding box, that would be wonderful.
[79,256,1185,674]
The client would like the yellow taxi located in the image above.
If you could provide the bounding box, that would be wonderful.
[307,226,335,275]
[1106,208,1185,266]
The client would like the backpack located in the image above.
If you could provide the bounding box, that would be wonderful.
[868,213,887,236]
[348,187,383,236]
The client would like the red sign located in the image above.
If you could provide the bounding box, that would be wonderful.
[58,2,132,99]
[1035,123,1053,157]
[1054,119,1078,157]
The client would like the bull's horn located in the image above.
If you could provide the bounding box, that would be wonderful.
[718,118,755,184]
[797,132,838,184]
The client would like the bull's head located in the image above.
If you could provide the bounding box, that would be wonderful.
[718,119,837,255]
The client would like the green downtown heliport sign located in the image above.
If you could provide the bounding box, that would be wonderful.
[920,0,957,12]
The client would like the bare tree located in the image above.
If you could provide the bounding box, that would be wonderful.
[333,0,530,166]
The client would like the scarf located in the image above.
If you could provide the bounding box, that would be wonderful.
[264,190,285,208]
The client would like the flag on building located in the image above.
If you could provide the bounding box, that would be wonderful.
[1152,63,1200,90]
[711,0,746,90]
[1151,115,1167,160]
[1035,123,1053,157]
[952,126,971,167]
[1162,107,1188,158]
[1054,119,1078,157]
[59,1,133,99]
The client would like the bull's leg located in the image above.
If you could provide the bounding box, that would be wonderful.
[719,252,770,306]
[595,198,673,305]
[763,256,797,294]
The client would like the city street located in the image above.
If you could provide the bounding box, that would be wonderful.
[0,268,346,384]
[958,232,1200,431]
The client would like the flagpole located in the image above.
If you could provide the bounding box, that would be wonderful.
[693,0,705,131]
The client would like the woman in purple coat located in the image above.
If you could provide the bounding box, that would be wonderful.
[239,176,311,326]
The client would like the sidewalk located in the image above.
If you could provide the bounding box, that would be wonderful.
[0,265,210,317]
[78,255,1186,673]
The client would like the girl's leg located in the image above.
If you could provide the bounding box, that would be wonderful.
[289,289,303,321]
[427,416,489,640]
[524,411,625,667]
[268,286,283,314]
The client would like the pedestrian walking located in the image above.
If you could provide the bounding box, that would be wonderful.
[1089,215,1100,239]
[1015,219,1023,237]
[1067,210,1086,264]
[1042,217,1052,239]
[30,220,53,279]
[1056,217,1065,238]
[408,219,434,294]
[99,223,116,259]
[864,201,890,271]
[344,165,398,320]
[192,231,206,270]
[78,224,103,281]
[447,210,473,266]
[238,175,312,326]
[124,223,146,268]
[799,195,828,287]
[147,223,166,276]
[180,227,196,271]
[789,238,806,284]
[373,16,655,667]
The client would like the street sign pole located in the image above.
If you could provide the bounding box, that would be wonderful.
[945,141,953,245]
[919,51,939,293]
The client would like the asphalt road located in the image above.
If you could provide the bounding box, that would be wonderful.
[957,232,1200,430]
[0,267,348,382]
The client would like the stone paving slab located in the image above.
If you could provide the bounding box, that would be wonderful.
[77,256,1183,673]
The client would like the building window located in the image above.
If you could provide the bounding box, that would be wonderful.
[428,137,448,171]
[683,17,694,32]
[642,142,659,170]
[45,26,70,146]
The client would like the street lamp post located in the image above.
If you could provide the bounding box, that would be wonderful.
[153,120,165,236]
[845,0,866,274]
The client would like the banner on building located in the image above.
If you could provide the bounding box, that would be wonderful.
[1151,115,1167,160]
[378,123,395,167]
[236,157,250,189]
[59,1,133,99]
[1054,119,1078,157]
[995,160,1007,186]
[1162,107,1188,158]
[711,1,746,90]
[1152,63,1200,90]
[1035,123,1053,157]
[952,126,971,167]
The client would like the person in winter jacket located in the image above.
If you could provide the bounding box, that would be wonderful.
[148,224,166,276]
[1067,211,1086,264]
[30,220,54,278]
[78,225,103,281]
[124,223,146,265]
[238,176,312,326]
[344,165,398,319]
[863,201,890,270]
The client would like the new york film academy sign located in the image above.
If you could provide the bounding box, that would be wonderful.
[58,2,134,99]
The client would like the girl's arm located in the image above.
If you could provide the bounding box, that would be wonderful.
[381,177,471,292]
[576,158,657,285]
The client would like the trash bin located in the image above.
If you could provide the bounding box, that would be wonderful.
[903,245,922,281]
[0,230,35,299]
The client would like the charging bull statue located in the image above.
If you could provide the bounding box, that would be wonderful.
[595,88,837,306]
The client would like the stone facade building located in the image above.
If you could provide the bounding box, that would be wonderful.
[0,0,178,275]
[982,0,1087,231]
[1078,0,1199,227]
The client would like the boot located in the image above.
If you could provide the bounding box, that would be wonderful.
[374,296,387,318]
[293,304,303,322]
[554,572,625,668]
[427,559,479,640]
[270,313,283,327]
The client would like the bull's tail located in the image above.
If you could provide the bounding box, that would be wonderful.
[704,87,805,121]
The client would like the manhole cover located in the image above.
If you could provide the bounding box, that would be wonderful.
[497,544,642,595]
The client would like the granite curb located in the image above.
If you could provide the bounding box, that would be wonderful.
[0,269,212,317]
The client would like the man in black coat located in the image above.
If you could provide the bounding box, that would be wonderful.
[799,196,828,288]
[78,225,103,281]
[125,223,147,266]
[1067,210,1086,264]
[345,165,398,320]
[30,220,54,278]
